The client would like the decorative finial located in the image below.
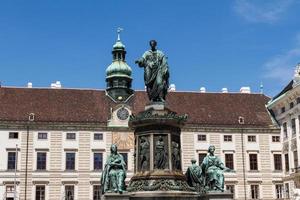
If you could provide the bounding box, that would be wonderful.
[260,82,264,94]
[117,27,123,41]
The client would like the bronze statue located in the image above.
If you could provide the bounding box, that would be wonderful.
[154,136,167,169]
[135,40,169,102]
[139,136,150,171]
[201,145,230,192]
[101,144,126,194]
[185,159,204,193]
[172,141,181,170]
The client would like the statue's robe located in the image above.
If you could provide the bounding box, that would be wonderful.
[201,155,225,191]
[138,50,169,101]
[185,164,203,188]
[101,153,126,194]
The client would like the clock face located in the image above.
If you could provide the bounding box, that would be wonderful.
[117,108,129,120]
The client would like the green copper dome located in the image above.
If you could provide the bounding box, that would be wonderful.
[105,28,133,102]
[106,37,132,78]
[106,60,132,78]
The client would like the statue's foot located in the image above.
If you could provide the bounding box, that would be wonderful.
[114,188,118,193]
[118,189,124,194]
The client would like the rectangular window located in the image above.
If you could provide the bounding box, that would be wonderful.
[283,123,288,138]
[226,185,235,196]
[249,154,258,171]
[275,184,283,199]
[250,185,259,199]
[281,107,285,113]
[66,153,75,170]
[9,132,18,139]
[292,118,296,135]
[120,153,128,170]
[7,152,16,170]
[93,185,101,200]
[297,97,300,104]
[223,135,232,142]
[285,183,290,199]
[198,153,207,165]
[273,154,282,171]
[6,185,14,193]
[272,136,280,142]
[65,185,74,200]
[285,154,290,172]
[197,134,206,141]
[290,102,294,109]
[94,133,103,140]
[94,153,103,171]
[225,154,234,170]
[37,152,47,170]
[35,185,45,200]
[66,133,76,140]
[38,132,48,140]
[294,151,298,169]
[248,135,256,142]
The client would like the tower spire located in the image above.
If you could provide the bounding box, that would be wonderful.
[105,29,133,102]
[117,27,123,41]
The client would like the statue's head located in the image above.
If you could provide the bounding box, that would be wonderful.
[191,159,197,164]
[208,145,215,154]
[149,40,157,50]
[158,135,163,141]
[111,144,118,154]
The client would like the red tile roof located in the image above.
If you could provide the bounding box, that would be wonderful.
[0,87,273,127]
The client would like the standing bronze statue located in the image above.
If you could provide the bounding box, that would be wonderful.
[139,136,150,171]
[101,144,126,194]
[154,136,167,169]
[135,40,169,102]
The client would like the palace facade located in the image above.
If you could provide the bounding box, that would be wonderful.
[267,64,300,199]
[0,37,283,200]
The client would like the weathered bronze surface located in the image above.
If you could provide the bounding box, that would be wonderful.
[135,40,169,102]
[201,145,232,192]
[185,159,204,193]
[101,144,127,194]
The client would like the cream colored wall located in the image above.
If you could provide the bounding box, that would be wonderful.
[189,130,282,200]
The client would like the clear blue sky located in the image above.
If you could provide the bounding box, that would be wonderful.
[0,0,300,96]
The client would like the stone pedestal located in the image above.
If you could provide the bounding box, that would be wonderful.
[129,191,199,200]
[199,191,233,200]
[127,103,192,193]
[102,193,130,200]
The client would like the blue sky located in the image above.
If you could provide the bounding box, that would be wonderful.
[0,0,300,96]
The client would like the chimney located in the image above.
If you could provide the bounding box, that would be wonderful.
[168,84,176,92]
[200,87,206,93]
[27,82,33,88]
[55,81,62,88]
[240,87,251,94]
[51,81,62,89]
[221,88,228,93]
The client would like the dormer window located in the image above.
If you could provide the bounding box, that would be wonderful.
[281,107,285,113]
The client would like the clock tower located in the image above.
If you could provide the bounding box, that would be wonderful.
[105,28,133,102]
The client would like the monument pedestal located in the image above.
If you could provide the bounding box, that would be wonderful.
[129,191,199,200]
[102,193,130,200]
[199,191,233,200]
[127,103,193,193]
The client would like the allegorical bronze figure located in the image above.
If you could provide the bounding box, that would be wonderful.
[101,144,126,194]
[135,40,169,102]
[201,145,232,192]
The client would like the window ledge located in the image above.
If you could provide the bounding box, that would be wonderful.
[248,170,260,173]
